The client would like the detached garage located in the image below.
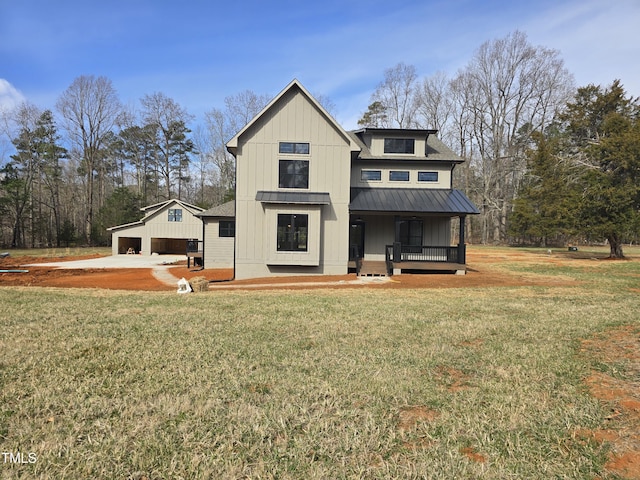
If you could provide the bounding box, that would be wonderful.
[108,199,204,256]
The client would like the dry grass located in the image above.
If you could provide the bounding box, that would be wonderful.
[1,251,639,478]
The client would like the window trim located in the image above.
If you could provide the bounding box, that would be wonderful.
[389,170,410,182]
[361,169,382,181]
[384,138,415,154]
[219,220,235,238]
[168,208,183,222]
[279,142,310,155]
[277,213,309,252]
[418,171,439,182]
[279,159,309,189]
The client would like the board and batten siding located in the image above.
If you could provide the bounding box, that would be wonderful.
[109,202,202,256]
[358,215,451,261]
[234,86,352,279]
[351,161,452,189]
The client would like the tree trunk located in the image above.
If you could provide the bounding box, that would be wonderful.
[607,233,625,259]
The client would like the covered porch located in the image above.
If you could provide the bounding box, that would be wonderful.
[348,188,479,276]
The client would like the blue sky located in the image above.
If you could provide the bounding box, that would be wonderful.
[1,0,639,130]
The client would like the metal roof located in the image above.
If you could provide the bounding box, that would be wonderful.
[350,188,479,215]
[256,191,331,205]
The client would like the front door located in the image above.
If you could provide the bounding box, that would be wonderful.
[349,220,365,260]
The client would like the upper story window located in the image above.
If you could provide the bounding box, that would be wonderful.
[361,170,382,181]
[279,160,309,189]
[389,170,410,182]
[384,138,415,154]
[279,142,310,154]
[418,171,439,182]
[168,208,182,222]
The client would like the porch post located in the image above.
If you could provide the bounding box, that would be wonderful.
[393,216,402,263]
[458,216,466,264]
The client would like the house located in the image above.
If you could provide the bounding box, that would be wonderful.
[108,199,204,256]
[202,79,479,279]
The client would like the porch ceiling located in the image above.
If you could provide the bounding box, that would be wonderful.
[349,188,479,215]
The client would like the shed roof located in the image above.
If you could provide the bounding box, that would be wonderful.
[350,188,479,215]
[256,191,331,205]
[197,200,235,218]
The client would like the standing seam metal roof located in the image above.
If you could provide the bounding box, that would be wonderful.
[349,188,479,215]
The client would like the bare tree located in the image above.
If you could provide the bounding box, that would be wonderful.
[450,31,574,242]
[205,90,270,202]
[369,63,418,128]
[56,75,121,243]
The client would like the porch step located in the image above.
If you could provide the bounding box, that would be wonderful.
[358,260,388,277]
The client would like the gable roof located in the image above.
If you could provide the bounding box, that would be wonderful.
[140,198,204,216]
[226,79,360,155]
[107,198,204,231]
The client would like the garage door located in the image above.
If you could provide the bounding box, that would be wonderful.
[150,238,189,255]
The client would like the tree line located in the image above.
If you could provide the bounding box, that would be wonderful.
[0,77,270,248]
[2,30,638,257]
[358,31,639,257]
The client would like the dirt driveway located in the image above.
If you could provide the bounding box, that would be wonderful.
[0,247,598,291]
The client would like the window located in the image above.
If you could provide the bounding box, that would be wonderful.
[361,169,382,181]
[400,220,423,246]
[279,142,310,154]
[418,171,439,182]
[384,138,415,154]
[279,160,309,189]
[277,214,308,251]
[389,170,410,182]
[219,220,235,237]
[168,209,182,222]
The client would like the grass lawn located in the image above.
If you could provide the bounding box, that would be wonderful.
[1,247,639,478]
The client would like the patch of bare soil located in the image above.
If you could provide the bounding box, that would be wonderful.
[579,326,640,479]
[0,248,630,291]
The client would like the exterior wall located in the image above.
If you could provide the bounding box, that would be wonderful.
[202,219,234,268]
[368,135,428,158]
[109,202,202,256]
[356,215,451,261]
[234,87,352,279]
[351,161,452,189]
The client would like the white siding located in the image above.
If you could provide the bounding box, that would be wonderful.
[203,219,234,268]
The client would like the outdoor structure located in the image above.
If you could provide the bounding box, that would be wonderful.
[196,200,235,268]
[108,199,204,256]
[204,79,479,279]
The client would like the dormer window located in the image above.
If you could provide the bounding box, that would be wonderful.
[384,138,415,154]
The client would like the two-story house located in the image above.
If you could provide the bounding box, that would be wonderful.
[202,79,478,279]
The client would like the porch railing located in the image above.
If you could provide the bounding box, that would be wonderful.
[385,244,461,264]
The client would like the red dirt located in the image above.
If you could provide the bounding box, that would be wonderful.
[579,326,640,479]
[0,250,574,291]
[460,446,487,463]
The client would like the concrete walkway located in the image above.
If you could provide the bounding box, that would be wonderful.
[23,254,186,288]
[23,254,186,269]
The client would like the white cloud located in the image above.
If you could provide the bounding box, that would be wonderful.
[0,79,26,112]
